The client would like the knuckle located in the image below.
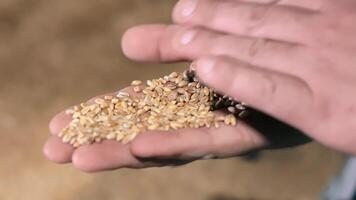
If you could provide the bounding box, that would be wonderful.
[244,5,270,35]
[248,38,269,60]
[311,97,333,128]
[210,1,269,35]
[209,1,226,27]
[158,26,180,60]
[259,74,278,98]
[210,35,232,55]
[213,55,228,64]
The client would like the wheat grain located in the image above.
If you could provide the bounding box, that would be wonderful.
[59,71,241,147]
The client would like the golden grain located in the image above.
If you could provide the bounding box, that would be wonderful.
[59,71,238,147]
[131,80,142,86]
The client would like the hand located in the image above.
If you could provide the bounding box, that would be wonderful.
[43,87,270,172]
[45,85,311,172]
[121,0,356,154]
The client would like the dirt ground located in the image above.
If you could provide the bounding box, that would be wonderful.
[0,0,345,199]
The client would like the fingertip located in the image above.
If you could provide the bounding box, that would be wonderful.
[195,55,219,83]
[130,133,156,158]
[121,24,167,62]
[72,146,98,173]
[72,141,138,172]
[121,26,140,60]
[43,136,73,164]
[171,0,197,24]
[171,1,181,23]
[49,111,72,135]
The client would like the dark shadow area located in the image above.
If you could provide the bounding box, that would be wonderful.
[243,108,312,149]
[239,150,262,162]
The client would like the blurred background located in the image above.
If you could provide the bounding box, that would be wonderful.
[0,0,345,199]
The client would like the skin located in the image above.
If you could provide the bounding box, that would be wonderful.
[44,0,356,172]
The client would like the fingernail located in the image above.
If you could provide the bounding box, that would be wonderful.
[197,57,216,76]
[178,0,197,18]
[180,29,197,45]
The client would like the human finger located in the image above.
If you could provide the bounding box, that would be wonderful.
[172,0,318,43]
[195,55,313,128]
